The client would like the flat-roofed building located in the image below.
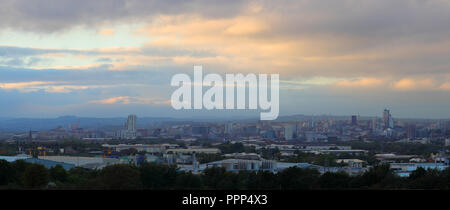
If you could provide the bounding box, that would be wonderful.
[206,159,277,172]
[102,143,179,153]
[166,148,220,154]
[38,156,120,169]
[391,162,449,177]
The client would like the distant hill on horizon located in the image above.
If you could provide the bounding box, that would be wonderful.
[0,114,446,132]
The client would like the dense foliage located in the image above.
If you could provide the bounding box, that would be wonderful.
[1,161,450,189]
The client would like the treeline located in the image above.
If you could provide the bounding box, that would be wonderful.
[339,140,445,157]
[1,159,450,189]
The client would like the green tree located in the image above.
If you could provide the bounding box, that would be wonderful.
[319,172,350,189]
[218,142,247,154]
[278,167,320,189]
[49,165,68,183]
[0,160,14,185]
[202,167,235,189]
[246,170,279,189]
[352,164,400,189]
[175,171,203,189]
[66,167,100,189]
[99,164,142,189]
[24,164,50,188]
[140,163,178,189]
[409,167,426,180]
[196,153,224,164]
[10,160,32,186]
[408,168,443,189]
[314,154,338,167]
[440,167,450,189]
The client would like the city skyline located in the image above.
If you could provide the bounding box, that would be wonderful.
[0,106,449,120]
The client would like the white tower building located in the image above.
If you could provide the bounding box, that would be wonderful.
[126,114,137,132]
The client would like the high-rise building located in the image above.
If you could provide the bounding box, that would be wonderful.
[383,109,389,128]
[310,120,315,128]
[225,123,233,134]
[243,125,258,136]
[371,118,377,131]
[192,126,210,137]
[28,129,33,141]
[126,114,137,132]
[383,109,393,129]
[121,114,137,139]
[444,121,450,132]
[407,124,416,139]
[284,124,295,140]
[351,115,358,126]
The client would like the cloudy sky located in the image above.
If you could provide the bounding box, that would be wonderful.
[0,0,450,119]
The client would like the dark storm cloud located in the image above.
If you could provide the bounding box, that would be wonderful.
[0,46,96,56]
[2,0,450,47]
[0,0,247,32]
[0,45,214,57]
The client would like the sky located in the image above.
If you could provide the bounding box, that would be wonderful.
[0,0,450,119]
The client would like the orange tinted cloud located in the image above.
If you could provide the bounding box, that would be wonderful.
[224,18,268,35]
[332,77,449,92]
[91,96,131,104]
[89,96,170,105]
[31,64,106,70]
[439,82,450,90]
[133,15,304,73]
[0,81,55,90]
[392,78,435,91]
[98,28,116,36]
[334,78,384,88]
[41,53,67,57]
[0,81,108,93]
[44,85,99,93]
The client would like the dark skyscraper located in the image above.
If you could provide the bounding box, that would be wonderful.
[351,115,358,126]
[28,129,33,141]
[407,124,416,139]
[383,109,394,129]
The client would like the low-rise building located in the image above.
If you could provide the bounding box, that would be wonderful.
[205,159,278,172]
[0,155,75,170]
[336,159,365,168]
[38,156,120,169]
[391,162,449,177]
[166,148,221,154]
[102,143,179,153]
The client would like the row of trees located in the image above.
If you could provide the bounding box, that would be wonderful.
[2,160,450,189]
[339,140,446,157]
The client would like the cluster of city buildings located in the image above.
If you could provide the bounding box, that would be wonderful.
[2,139,450,177]
[0,140,371,176]
[1,109,450,177]
[100,142,371,175]
[10,109,450,145]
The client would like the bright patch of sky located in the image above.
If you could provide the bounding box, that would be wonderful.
[0,23,148,50]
